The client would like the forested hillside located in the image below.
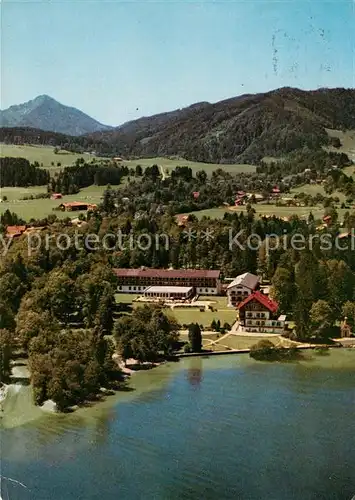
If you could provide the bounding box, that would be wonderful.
[2,88,355,164]
[90,87,355,163]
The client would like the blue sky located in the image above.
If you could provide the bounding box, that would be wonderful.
[1,0,354,126]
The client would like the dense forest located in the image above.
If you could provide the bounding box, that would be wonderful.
[0,157,50,187]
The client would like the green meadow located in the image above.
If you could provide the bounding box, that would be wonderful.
[0,143,107,170]
[0,185,120,221]
[122,156,257,176]
[186,204,326,220]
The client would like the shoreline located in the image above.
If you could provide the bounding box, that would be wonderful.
[2,345,354,429]
[176,341,350,358]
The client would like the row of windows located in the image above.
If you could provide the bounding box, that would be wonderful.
[118,286,211,293]
[118,278,216,284]
[246,320,282,327]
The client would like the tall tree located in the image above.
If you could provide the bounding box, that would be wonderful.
[188,323,202,352]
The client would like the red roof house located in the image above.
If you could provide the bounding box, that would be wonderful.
[238,291,279,314]
[237,291,284,333]
[6,225,27,238]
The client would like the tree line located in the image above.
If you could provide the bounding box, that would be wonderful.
[0,157,50,187]
[49,159,129,195]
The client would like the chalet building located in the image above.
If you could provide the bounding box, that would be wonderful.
[143,286,194,301]
[238,291,286,334]
[113,268,221,295]
[227,273,260,307]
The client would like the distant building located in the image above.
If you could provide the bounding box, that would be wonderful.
[113,268,221,295]
[175,214,189,227]
[238,291,286,333]
[58,202,97,212]
[143,286,194,301]
[226,272,260,307]
[5,225,27,238]
[51,193,62,200]
[340,318,352,338]
[323,215,332,225]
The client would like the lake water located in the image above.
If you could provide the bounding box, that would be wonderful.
[1,350,355,500]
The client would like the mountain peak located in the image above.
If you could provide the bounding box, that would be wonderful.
[0,95,112,136]
[33,94,56,103]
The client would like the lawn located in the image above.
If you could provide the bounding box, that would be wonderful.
[168,295,236,328]
[214,334,278,351]
[168,308,236,328]
[114,293,236,329]
[0,143,107,170]
[115,293,140,304]
[0,184,120,221]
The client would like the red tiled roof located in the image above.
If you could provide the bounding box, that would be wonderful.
[113,268,221,279]
[62,202,89,207]
[237,290,278,313]
[6,225,27,237]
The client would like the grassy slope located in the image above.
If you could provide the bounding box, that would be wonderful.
[325,129,355,161]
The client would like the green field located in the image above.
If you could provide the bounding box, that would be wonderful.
[0,145,257,176]
[186,204,327,221]
[291,184,347,203]
[121,157,257,176]
[0,185,120,221]
[325,129,355,161]
[0,143,107,170]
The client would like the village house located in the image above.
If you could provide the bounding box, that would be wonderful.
[113,268,221,295]
[175,214,190,227]
[226,272,260,307]
[5,225,46,238]
[51,193,62,200]
[5,225,27,238]
[237,291,286,334]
